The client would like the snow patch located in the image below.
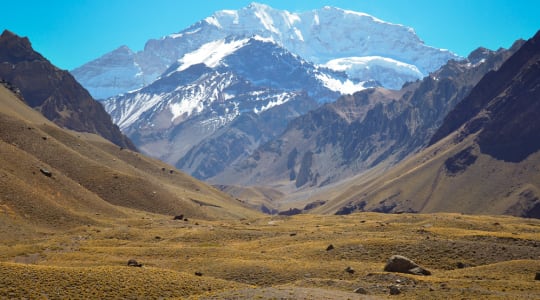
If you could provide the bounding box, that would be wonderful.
[315,73,367,95]
[312,14,320,26]
[252,35,275,43]
[170,96,204,121]
[205,16,222,28]
[177,38,249,72]
[284,11,300,26]
[254,7,279,34]
[169,28,202,39]
[253,92,292,114]
[293,28,304,41]
[114,93,165,129]
[324,56,423,79]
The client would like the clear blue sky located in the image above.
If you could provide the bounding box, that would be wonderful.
[2,0,539,70]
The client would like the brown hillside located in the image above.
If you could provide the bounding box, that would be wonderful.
[0,84,260,235]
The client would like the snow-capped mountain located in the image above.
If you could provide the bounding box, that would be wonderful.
[72,3,461,181]
[103,37,332,177]
[72,3,459,99]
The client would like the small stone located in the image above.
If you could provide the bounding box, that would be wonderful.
[39,168,52,177]
[326,244,334,251]
[353,287,367,294]
[389,285,401,295]
[535,272,540,280]
[345,266,355,274]
[195,272,203,276]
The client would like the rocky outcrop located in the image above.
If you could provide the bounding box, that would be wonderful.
[384,255,431,276]
[0,30,136,151]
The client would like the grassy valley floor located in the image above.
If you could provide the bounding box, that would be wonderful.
[1,212,540,299]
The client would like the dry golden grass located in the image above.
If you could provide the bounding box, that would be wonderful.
[1,212,539,299]
[0,84,260,232]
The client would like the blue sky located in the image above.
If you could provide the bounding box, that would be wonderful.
[2,0,539,70]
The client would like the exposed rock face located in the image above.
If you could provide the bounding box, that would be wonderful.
[384,255,431,276]
[429,32,539,159]
[444,146,478,176]
[0,30,136,151]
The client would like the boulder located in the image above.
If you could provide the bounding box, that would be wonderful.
[384,255,431,275]
[389,285,401,295]
[39,168,52,177]
[127,259,142,267]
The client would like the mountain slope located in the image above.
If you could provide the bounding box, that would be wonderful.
[72,3,458,99]
[0,83,259,234]
[314,30,540,218]
[0,30,136,151]
[213,42,520,198]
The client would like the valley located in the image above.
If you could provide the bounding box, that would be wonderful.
[1,2,539,299]
[2,211,540,299]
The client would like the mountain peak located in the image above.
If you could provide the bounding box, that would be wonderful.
[0,30,136,150]
[247,2,272,10]
[73,4,458,98]
[0,29,44,63]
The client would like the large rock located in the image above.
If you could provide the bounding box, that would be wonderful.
[384,255,431,276]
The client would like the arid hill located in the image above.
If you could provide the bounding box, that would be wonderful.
[0,83,259,236]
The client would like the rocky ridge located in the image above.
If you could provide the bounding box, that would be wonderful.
[0,30,136,150]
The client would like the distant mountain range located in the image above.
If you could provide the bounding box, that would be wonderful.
[214,42,521,190]
[72,3,458,100]
[71,3,459,183]
[56,3,540,218]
